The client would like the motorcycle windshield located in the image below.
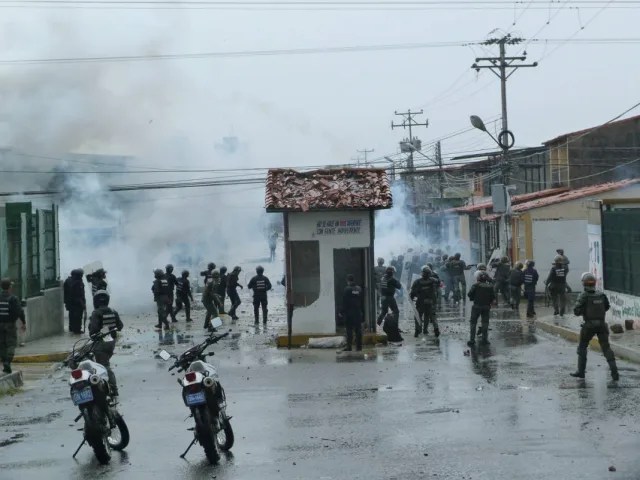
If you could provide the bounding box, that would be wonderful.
[187,360,218,377]
[78,360,109,379]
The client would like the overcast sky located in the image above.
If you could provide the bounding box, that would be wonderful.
[0,2,637,175]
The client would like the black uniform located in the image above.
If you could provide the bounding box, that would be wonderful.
[174,277,193,321]
[166,272,178,322]
[89,277,108,309]
[546,265,568,316]
[494,261,511,306]
[508,268,525,310]
[216,271,228,314]
[248,274,272,324]
[523,266,539,317]
[63,273,86,333]
[88,306,123,396]
[573,287,618,380]
[376,274,402,325]
[467,280,496,345]
[341,282,363,351]
[200,268,214,285]
[410,275,439,337]
[152,276,171,329]
[0,289,26,374]
[446,258,467,302]
[227,272,242,320]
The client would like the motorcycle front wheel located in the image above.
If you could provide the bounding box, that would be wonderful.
[217,417,234,451]
[108,412,130,451]
[194,407,220,464]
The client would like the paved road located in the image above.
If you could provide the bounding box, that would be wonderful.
[1,295,639,480]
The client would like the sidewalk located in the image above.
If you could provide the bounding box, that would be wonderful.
[535,307,640,364]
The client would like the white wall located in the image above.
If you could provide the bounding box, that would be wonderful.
[587,223,603,290]
[532,219,589,291]
[606,291,640,325]
[288,211,371,335]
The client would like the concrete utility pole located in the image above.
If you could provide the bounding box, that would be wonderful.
[357,148,374,167]
[435,141,444,202]
[472,34,537,184]
[391,109,428,172]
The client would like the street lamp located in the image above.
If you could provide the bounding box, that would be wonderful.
[470,115,500,149]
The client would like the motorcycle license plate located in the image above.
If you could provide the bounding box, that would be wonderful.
[185,391,206,406]
[72,386,94,405]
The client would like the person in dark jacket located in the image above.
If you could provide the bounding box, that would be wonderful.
[0,279,26,374]
[493,256,511,306]
[64,268,86,334]
[410,266,440,337]
[87,268,108,309]
[508,262,525,311]
[165,264,178,323]
[446,253,467,303]
[523,260,539,318]
[152,269,171,330]
[174,270,193,322]
[248,266,273,324]
[216,266,228,314]
[570,272,618,381]
[467,272,496,346]
[340,274,363,351]
[546,255,568,317]
[202,271,221,331]
[200,262,216,285]
[376,267,402,325]
[88,290,123,397]
[227,266,243,320]
[374,257,386,308]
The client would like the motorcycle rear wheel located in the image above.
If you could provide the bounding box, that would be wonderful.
[84,404,112,464]
[108,413,130,451]
[194,407,220,464]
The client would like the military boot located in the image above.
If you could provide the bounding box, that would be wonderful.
[467,323,476,347]
[608,359,620,381]
[570,356,587,378]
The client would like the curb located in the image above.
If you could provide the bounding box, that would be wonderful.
[0,371,24,393]
[276,333,387,348]
[13,352,69,363]
[536,319,640,365]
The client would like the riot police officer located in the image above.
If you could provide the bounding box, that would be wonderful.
[509,262,525,311]
[571,272,619,381]
[376,267,402,326]
[0,279,26,374]
[200,262,216,285]
[165,264,178,323]
[64,268,86,334]
[446,253,467,303]
[340,274,363,352]
[227,266,243,321]
[494,256,511,306]
[88,290,123,398]
[152,269,171,330]
[88,268,108,309]
[174,270,193,322]
[217,266,228,314]
[248,266,272,324]
[523,260,539,318]
[546,255,568,317]
[374,258,386,308]
[203,271,221,331]
[410,266,440,337]
[467,272,496,346]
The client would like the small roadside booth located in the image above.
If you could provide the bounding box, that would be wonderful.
[265,168,392,342]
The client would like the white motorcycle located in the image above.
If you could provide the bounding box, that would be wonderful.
[63,330,129,464]
[160,317,234,464]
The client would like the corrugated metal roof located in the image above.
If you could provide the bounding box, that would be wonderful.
[265,168,392,212]
[510,178,640,213]
[543,114,640,146]
[450,187,569,214]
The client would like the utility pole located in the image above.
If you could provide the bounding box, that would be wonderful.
[391,109,428,172]
[472,34,537,184]
[435,141,444,202]
[357,148,374,167]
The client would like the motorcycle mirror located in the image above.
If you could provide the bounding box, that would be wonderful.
[211,317,223,329]
[158,350,172,361]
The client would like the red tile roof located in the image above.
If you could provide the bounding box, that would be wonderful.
[265,168,392,212]
[450,187,569,214]
[509,178,640,213]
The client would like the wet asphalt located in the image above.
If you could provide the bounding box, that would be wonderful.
[1,290,640,480]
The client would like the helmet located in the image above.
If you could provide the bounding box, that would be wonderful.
[454,253,461,260]
[426,263,434,269]
[220,266,228,275]
[421,266,432,276]
[554,255,563,264]
[515,262,524,269]
[385,266,394,275]
[207,262,216,270]
[477,263,487,271]
[166,264,174,273]
[526,260,535,267]
[556,248,564,255]
[501,256,509,263]
[93,290,110,307]
[581,272,596,286]
[212,270,220,278]
[154,269,164,279]
[71,268,84,277]
[95,268,106,277]
[377,257,384,266]
[256,265,264,274]
[181,270,189,277]
[233,266,241,272]
[477,272,490,283]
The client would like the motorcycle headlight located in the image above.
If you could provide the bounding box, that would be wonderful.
[203,377,215,388]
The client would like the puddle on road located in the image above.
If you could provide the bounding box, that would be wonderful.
[0,411,62,427]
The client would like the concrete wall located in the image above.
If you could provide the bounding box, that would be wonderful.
[288,211,371,335]
[606,291,640,325]
[21,284,64,343]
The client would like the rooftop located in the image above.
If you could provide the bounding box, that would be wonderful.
[449,187,569,214]
[265,168,392,212]
[544,114,640,146]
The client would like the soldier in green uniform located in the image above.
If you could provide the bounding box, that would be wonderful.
[0,279,26,374]
[570,272,619,381]
[467,272,496,346]
[410,266,440,338]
